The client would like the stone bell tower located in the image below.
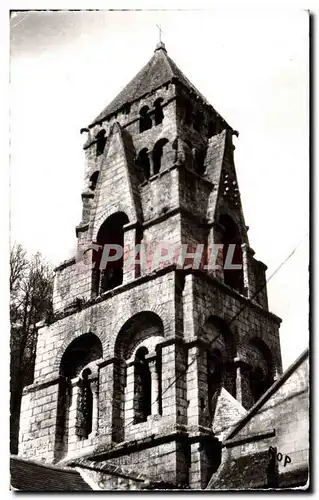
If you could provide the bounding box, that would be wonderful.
[18,42,283,489]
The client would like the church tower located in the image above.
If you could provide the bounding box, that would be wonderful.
[19,42,283,489]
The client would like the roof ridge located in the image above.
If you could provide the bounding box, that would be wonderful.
[128,54,158,107]
[165,53,209,105]
[158,47,175,83]
[73,458,146,481]
[88,47,218,128]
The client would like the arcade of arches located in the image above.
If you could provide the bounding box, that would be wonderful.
[53,313,275,460]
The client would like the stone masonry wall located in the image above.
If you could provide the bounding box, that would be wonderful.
[83,84,177,189]
[100,441,182,485]
[223,351,309,487]
[190,272,282,410]
[19,271,178,462]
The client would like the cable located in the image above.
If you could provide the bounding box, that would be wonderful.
[123,233,308,431]
[120,234,308,468]
[67,233,307,437]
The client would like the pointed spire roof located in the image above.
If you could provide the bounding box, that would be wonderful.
[89,42,210,127]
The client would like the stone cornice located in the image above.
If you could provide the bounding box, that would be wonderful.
[142,205,208,230]
[22,375,61,395]
[54,257,76,273]
[48,265,177,326]
[186,268,282,325]
[51,264,280,328]
[85,94,176,141]
[75,223,89,237]
[224,429,276,448]
[85,427,189,461]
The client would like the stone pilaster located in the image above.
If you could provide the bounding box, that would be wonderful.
[96,359,115,444]
[123,222,139,284]
[124,362,135,428]
[234,357,253,409]
[147,355,160,416]
[186,342,208,429]
[241,243,254,298]
[67,377,81,454]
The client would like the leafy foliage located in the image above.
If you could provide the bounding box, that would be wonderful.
[10,244,54,453]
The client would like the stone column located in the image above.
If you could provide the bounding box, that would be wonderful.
[186,342,208,429]
[149,152,155,177]
[123,222,140,284]
[206,223,224,281]
[112,358,126,443]
[160,342,177,421]
[96,359,115,445]
[241,243,255,298]
[234,357,253,409]
[189,441,208,489]
[147,355,160,416]
[124,362,135,429]
[67,377,81,454]
[90,376,99,435]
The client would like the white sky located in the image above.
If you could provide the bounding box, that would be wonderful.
[9,9,309,370]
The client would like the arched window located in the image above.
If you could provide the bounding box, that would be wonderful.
[249,366,268,403]
[96,129,107,156]
[133,347,152,424]
[135,225,143,278]
[55,333,102,460]
[139,106,152,133]
[219,214,244,293]
[194,110,203,132]
[248,338,274,405]
[94,212,129,296]
[114,312,164,440]
[152,138,169,175]
[154,98,164,125]
[89,171,99,191]
[122,103,131,115]
[184,100,193,124]
[60,333,103,379]
[136,148,150,180]
[207,349,223,422]
[203,316,236,401]
[183,140,193,169]
[195,149,206,175]
[78,369,93,439]
[208,120,216,138]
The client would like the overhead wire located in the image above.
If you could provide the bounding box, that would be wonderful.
[123,232,308,431]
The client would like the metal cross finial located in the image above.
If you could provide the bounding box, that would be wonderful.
[156,24,163,43]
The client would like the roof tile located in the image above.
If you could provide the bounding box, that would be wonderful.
[90,43,209,127]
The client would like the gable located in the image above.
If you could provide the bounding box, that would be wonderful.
[212,387,246,440]
[204,130,248,242]
[90,124,139,241]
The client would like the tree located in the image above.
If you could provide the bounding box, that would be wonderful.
[10,244,54,454]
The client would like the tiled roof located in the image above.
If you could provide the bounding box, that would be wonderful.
[90,42,210,127]
[10,456,92,492]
